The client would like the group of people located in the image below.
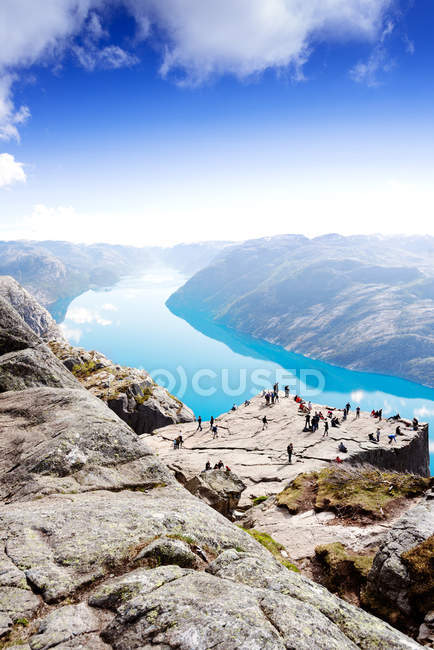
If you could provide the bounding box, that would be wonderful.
[174,390,414,474]
[173,435,183,449]
[368,425,401,445]
[204,460,230,472]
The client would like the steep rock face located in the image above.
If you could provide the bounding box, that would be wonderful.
[0,296,79,392]
[49,340,195,433]
[0,275,63,341]
[363,496,434,640]
[0,299,421,648]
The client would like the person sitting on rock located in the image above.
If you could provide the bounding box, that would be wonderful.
[396,425,402,436]
[331,417,340,427]
[217,460,224,469]
[387,413,400,421]
[335,456,343,463]
[371,409,376,417]
[412,417,419,431]
[213,463,219,469]
[205,460,211,471]
[368,433,377,442]
[244,399,250,406]
[231,404,237,411]
[338,442,347,453]
[225,465,231,472]
[173,438,179,450]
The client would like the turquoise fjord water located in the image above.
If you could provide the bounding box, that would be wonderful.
[58,269,434,471]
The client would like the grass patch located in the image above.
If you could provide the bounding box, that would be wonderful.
[71,360,98,379]
[252,495,268,506]
[242,528,299,572]
[135,387,154,405]
[276,472,318,514]
[315,542,375,600]
[316,542,374,579]
[276,466,429,520]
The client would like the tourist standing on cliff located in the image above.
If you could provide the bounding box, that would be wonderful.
[323,420,329,437]
[262,415,268,430]
[376,427,381,442]
[304,413,311,431]
[345,402,351,415]
[209,416,214,429]
[356,406,360,418]
[285,385,290,398]
[212,425,218,439]
[197,416,202,431]
[287,443,293,464]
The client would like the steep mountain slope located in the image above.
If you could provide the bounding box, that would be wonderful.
[167,234,434,386]
[0,239,232,320]
[0,289,421,648]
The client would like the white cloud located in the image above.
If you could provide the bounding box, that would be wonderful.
[349,19,395,86]
[0,152,26,187]
[102,303,118,311]
[66,306,111,326]
[414,406,434,418]
[73,44,139,71]
[59,323,82,343]
[0,0,395,137]
[129,0,393,84]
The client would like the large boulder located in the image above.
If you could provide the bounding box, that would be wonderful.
[185,468,246,518]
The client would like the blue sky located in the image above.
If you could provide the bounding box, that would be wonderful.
[0,0,433,245]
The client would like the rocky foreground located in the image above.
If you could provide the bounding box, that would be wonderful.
[0,288,425,647]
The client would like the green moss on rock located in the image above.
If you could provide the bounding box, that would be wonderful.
[242,528,299,572]
[277,466,429,519]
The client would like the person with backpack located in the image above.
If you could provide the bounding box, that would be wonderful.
[212,425,218,439]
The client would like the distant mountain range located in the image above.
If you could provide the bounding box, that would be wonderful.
[167,234,434,387]
[0,239,231,320]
